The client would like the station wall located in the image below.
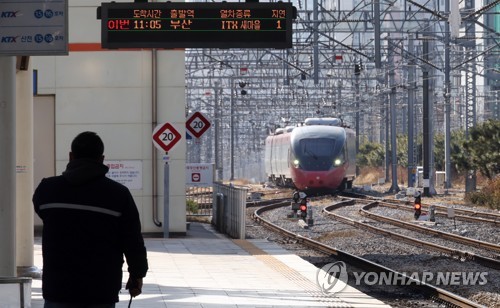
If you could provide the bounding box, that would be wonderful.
[32,0,187,233]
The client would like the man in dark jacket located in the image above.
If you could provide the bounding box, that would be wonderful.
[33,131,148,308]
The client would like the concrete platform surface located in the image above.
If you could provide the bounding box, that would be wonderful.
[30,223,390,308]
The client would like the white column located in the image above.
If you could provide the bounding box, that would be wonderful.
[157,50,186,234]
[0,56,17,277]
[16,60,38,277]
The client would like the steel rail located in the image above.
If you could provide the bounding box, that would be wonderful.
[340,192,500,223]
[360,202,500,254]
[246,197,291,208]
[324,201,500,270]
[372,200,500,226]
[252,201,484,308]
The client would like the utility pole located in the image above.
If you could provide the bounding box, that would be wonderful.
[388,39,399,193]
[464,0,477,193]
[355,62,361,177]
[214,83,223,181]
[230,80,235,181]
[313,0,319,85]
[374,0,381,71]
[444,0,453,191]
[407,35,416,187]
[385,71,390,183]
[422,39,433,197]
[206,101,213,164]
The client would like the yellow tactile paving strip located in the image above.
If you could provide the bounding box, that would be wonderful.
[232,239,344,305]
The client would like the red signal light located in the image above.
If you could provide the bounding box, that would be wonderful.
[299,202,308,220]
[414,202,422,220]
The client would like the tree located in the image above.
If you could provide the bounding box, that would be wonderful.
[357,141,384,167]
[434,133,445,171]
[435,129,465,174]
[453,120,500,180]
[396,135,408,167]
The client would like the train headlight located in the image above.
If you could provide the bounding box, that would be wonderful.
[293,159,300,167]
[334,159,343,166]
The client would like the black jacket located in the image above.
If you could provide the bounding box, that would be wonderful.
[33,159,148,304]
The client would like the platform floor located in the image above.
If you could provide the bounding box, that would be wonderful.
[31,223,390,307]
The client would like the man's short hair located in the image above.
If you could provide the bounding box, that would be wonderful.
[71,131,104,160]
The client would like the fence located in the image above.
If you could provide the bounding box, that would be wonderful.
[186,186,213,216]
[211,182,248,239]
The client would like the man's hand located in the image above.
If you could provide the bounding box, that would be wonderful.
[126,277,143,297]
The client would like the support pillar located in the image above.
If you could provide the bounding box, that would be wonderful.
[0,56,17,277]
[16,59,39,277]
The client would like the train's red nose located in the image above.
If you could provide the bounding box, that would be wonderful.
[291,168,346,190]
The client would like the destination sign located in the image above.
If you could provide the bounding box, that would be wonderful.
[0,0,68,55]
[98,2,295,49]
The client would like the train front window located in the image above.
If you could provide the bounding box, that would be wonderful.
[296,138,337,171]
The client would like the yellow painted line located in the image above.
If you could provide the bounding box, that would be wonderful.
[232,239,343,305]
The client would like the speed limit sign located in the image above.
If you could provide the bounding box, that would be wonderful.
[186,111,211,138]
[152,122,182,152]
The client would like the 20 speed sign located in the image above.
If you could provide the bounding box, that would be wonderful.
[186,111,211,138]
[152,122,182,152]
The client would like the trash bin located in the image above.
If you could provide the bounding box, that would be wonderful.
[0,277,32,308]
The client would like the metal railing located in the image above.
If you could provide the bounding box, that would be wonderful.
[0,277,31,308]
[211,182,248,239]
[186,186,213,216]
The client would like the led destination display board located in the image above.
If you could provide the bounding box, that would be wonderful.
[98,2,296,49]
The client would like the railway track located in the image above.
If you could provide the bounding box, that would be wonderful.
[341,192,500,226]
[252,201,485,308]
[360,202,500,254]
[323,200,500,270]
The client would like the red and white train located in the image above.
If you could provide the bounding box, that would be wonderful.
[264,118,356,192]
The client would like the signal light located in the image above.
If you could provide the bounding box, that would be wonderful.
[414,191,422,220]
[239,81,247,95]
[299,199,308,220]
[414,202,422,220]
